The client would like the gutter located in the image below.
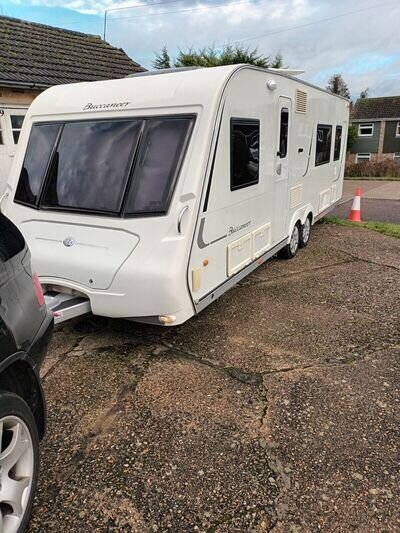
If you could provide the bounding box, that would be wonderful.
[0,80,50,90]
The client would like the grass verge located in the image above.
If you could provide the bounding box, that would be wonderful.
[321,216,400,239]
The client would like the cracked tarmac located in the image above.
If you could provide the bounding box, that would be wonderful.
[30,223,399,532]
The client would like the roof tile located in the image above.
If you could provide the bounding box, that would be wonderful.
[351,96,400,120]
[0,15,145,87]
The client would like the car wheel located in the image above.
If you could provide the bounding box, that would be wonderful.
[0,392,39,533]
[299,216,311,248]
[279,223,300,259]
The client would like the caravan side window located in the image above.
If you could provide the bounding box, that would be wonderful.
[231,119,259,191]
[334,125,342,161]
[315,124,332,166]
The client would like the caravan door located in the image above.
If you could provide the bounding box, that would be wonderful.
[273,96,291,243]
[0,108,26,195]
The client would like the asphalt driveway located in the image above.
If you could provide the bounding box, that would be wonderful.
[30,223,399,532]
[330,180,400,223]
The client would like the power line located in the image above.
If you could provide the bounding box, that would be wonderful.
[107,0,268,22]
[216,1,398,47]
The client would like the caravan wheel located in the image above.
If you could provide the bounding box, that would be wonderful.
[299,216,311,248]
[278,223,300,260]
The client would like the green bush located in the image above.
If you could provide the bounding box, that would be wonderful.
[345,159,400,178]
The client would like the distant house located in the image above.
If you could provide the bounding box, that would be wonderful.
[348,96,400,164]
[0,15,144,188]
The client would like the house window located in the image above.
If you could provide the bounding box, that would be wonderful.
[230,119,260,191]
[394,153,400,161]
[358,123,374,136]
[396,122,400,137]
[315,124,332,166]
[10,115,25,143]
[278,108,289,159]
[356,153,371,163]
[334,125,342,161]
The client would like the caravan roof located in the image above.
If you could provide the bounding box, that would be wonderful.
[26,64,348,119]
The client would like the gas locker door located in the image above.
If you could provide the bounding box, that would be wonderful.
[273,96,291,243]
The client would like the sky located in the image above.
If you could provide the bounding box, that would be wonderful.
[1,0,399,99]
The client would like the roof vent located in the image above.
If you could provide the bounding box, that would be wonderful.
[296,89,307,113]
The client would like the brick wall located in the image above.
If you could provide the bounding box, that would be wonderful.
[0,87,41,106]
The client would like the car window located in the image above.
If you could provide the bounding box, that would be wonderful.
[0,213,25,262]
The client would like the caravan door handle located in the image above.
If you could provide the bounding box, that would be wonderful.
[177,205,189,234]
[276,163,282,175]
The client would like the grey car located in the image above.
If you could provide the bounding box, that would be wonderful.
[0,212,53,532]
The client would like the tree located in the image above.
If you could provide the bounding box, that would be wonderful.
[152,45,172,69]
[347,124,357,151]
[153,44,284,69]
[359,88,369,99]
[326,74,350,99]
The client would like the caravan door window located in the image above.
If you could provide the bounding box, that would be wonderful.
[278,108,289,158]
[315,124,332,166]
[41,120,141,213]
[230,119,260,191]
[124,117,194,216]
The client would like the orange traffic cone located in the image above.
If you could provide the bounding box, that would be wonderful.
[348,187,362,222]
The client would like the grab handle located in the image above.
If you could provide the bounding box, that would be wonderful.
[177,205,189,234]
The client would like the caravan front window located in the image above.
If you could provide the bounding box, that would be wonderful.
[41,120,141,213]
[15,115,195,216]
[124,117,194,215]
[15,123,61,207]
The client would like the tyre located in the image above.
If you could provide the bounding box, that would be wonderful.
[299,215,312,248]
[278,223,300,259]
[0,391,39,533]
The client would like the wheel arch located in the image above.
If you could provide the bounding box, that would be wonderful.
[0,355,46,440]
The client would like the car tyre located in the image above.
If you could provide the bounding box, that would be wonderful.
[278,223,300,259]
[0,391,39,533]
[299,215,312,248]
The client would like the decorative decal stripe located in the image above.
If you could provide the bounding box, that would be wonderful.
[197,218,227,249]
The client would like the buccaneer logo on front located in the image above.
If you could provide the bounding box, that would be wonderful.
[83,101,131,111]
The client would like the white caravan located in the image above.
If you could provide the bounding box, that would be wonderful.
[3,65,349,325]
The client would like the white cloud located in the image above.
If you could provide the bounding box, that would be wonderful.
[10,0,400,96]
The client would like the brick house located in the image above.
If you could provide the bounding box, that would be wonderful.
[348,96,400,164]
[0,15,144,190]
